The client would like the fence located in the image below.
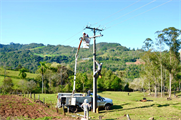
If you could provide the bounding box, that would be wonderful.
[11,91,61,112]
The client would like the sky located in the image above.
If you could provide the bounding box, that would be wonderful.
[0,0,181,50]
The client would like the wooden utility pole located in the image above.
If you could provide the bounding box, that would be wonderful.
[85,26,103,113]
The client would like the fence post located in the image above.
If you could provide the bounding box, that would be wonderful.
[34,93,35,101]
[43,98,45,104]
[99,116,103,120]
[62,104,65,115]
[38,95,40,100]
[27,92,29,98]
[67,106,69,113]
[30,93,32,98]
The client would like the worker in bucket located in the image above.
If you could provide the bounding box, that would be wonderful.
[94,60,103,78]
[81,99,91,119]
[82,32,90,49]
[83,32,89,38]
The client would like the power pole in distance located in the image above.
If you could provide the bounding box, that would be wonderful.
[85,26,103,113]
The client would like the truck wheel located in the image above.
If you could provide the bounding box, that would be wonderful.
[69,106,78,113]
[105,104,111,110]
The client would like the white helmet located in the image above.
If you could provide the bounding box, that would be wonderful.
[84,99,88,103]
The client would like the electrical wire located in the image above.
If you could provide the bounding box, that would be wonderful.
[62,0,167,47]
[70,29,93,49]
[105,0,172,30]
[92,0,141,26]
[61,0,141,45]
[61,29,84,44]
[67,29,92,46]
[104,0,156,26]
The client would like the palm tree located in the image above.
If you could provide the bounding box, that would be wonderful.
[38,62,47,94]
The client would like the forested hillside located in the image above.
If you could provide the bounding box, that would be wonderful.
[0,42,143,79]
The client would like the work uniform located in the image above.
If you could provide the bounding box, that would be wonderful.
[81,99,90,119]
[82,33,90,48]
[94,61,102,76]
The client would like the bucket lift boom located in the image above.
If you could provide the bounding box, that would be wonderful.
[72,34,103,96]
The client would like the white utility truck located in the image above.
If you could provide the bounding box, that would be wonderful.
[56,93,113,112]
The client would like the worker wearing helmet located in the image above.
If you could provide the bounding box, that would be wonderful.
[82,32,90,48]
[83,32,89,38]
[81,99,91,119]
[94,60,103,78]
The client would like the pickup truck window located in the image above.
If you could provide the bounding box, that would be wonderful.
[97,95,104,100]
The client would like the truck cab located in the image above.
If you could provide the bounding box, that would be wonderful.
[90,93,113,110]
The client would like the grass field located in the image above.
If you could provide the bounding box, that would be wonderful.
[0,76,24,89]
[0,68,39,89]
[34,91,181,120]
[0,67,38,79]
[34,93,58,105]
[90,91,181,120]
[0,68,180,119]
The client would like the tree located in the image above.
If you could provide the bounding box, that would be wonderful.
[142,38,153,51]
[19,68,27,79]
[79,73,88,92]
[155,31,165,97]
[141,38,154,95]
[129,78,143,91]
[2,77,13,94]
[27,80,37,93]
[157,27,181,98]
[110,75,122,91]
[141,49,161,97]
[15,64,22,71]
[18,80,27,93]
[38,62,47,94]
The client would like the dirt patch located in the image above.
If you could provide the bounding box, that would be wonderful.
[0,95,77,120]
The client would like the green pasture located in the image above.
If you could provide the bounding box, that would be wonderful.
[29,46,45,50]
[0,76,22,89]
[34,91,181,120]
[0,68,38,89]
[34,93,58,105]
[89,91,181,120]
[0,67,38,79]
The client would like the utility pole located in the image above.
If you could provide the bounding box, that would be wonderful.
[85,26,103,113]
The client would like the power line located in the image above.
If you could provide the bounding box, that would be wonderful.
[104,0,156,26]
[62,0,168,46]
[67,29,93,47]
[92,0,141,26]
[61,1,139,44]
[179,0,181,31]
[61,0,141,45]
[61,29,84,44]
[106,0,172,30]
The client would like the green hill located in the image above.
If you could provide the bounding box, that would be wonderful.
[0,42,143,79]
